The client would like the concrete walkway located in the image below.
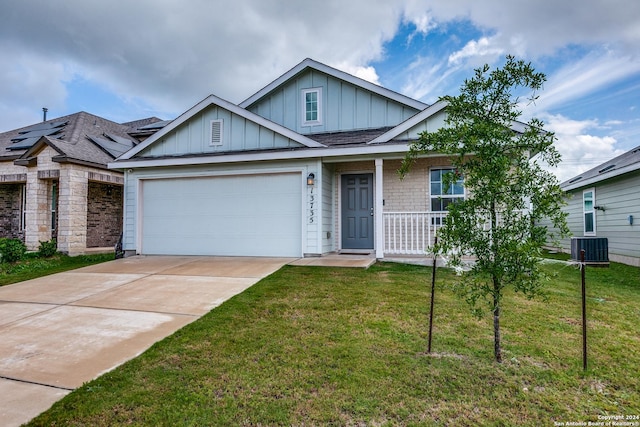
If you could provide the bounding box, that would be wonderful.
[0,256,292,427]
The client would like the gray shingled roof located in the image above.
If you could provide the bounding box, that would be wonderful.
[307,127,394,146]
[0,112,143,167]
[561,144,640,190]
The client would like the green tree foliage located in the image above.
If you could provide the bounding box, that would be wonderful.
[400,56,569,362]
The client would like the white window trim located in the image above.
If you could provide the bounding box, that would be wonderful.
[583,187,596,236]
[301,87,322,126]
[429,167,465,212]
[20,183,27,231]
[209,119,223,146]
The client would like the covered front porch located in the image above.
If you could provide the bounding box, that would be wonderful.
[325,157,452,259]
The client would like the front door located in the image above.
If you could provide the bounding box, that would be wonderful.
[341,173,374,250]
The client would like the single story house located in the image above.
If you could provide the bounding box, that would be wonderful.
[109,58,470,259]
[0,113,165,255]
[550,145,640,266]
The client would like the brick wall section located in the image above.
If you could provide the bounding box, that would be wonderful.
[381,158,455,211]
[382,159,428,211]
[86,182,123,248]
[0,184,23,239]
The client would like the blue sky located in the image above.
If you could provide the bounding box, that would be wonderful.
[1,0,639,182]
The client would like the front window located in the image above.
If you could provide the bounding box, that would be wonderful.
[583,188,595,235]
[302,88,322,126]
[20,184,26,231]
[430,168,464,211]
[51,181,58,234]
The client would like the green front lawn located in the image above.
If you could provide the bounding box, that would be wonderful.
[0,253,115,286]
[28,259,640,426]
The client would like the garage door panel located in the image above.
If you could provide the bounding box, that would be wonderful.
[142,173,302,257]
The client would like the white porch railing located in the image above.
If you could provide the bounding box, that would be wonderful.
[383,212,447,255]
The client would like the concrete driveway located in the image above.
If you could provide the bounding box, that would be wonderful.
[0,255,292,427]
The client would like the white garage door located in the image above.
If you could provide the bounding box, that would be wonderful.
[141,173,302,257]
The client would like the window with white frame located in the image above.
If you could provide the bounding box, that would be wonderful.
[51,181,58,233]
[20,184,26,231]
[302,88,322,126]
[583,188,596,235]
[430,168,465,211]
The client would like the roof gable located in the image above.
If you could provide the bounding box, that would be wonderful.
[119,94,325,160]
[241,59,427,111]
[239,59,427,135]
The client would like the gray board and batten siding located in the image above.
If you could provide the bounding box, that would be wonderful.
[548,146,640,267]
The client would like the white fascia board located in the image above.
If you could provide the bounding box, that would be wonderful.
[368,100,533,145]
[240,58,427,111]
[118,94,325,161]
[108,143,417,170]
[118,95,213,160]
[562,162,640,192]
[369,100,449,144]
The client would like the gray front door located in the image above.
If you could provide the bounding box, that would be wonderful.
[341,173,374,250]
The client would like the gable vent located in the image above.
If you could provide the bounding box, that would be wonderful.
[210,119,223,146]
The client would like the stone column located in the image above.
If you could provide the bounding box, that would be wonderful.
[24,170,53,251]
[56,167,88,255]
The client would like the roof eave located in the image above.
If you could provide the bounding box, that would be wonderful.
[562,162,640,191]
[108,141,455,170]
[51,155,111,170]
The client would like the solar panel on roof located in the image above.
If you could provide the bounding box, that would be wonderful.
[598,164,615,174]
[138,120,171,130]
[105,133,135,146]
[12,127,63,141]
[7,137,41,150]
[17,121,67,134]
[87,135,134,157]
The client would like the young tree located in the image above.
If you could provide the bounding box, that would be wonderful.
[400,56,569,362]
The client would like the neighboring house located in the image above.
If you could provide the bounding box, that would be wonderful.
[109,58,471,259]
[0,112,165,255]
[549,145,640,266]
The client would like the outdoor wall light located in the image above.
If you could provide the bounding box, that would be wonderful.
[629,215,634,225]
[307,173,315,186]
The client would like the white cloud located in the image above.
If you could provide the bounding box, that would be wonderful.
[531,51,640,114]
[0,42,71,128]
[0,0,639,135]
[400,56,461,102]
[541,114,625,182]
[333,63,381,86]
[448,36,504,66]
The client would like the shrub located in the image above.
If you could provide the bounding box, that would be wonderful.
[38,239,58,258]
[0,238,27,263]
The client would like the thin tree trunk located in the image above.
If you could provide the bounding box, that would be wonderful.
[493,277,502,363]
[490,203,503,363]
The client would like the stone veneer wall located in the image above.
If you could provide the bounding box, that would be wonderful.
[86,182,123,248]
[0,184,24,240]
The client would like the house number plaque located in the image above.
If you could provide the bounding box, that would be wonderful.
[308,187,315,224]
